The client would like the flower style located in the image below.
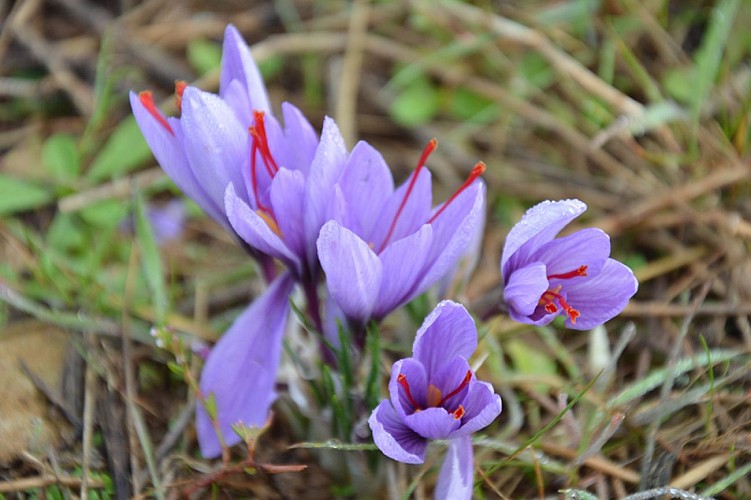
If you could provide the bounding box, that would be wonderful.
[369,301,502,499]
[316,140,486,328]
[501,199,638,329]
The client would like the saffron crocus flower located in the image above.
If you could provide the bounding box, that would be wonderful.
[369,301,502,499]
[317,140,486,328]
[501,199,638,329]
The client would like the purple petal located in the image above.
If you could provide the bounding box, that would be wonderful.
[369,400,427,464]
[220,24,270,115]
[415,181,485,296]
[451,381,502,438]
[388,358,428,418]
[367,168,432,251]
[181,87,248,210]
[429,357,473,413]
[413,301,477,377]
[280,102,318,176]
[563,259,638,330]
[303,117,348,267]
[317,221,382,322]
[196,273,295,458]
[269,168,306,258]
[373,224,433,320]
[338,141,394,237]
[502,199,587,278]
[435,436,474,500]
[503,262,548,316]
[225,183,302,275]
[532,228,610,284]
[404,407,462,440]
[130,92,226,225]
[221,78,252,127]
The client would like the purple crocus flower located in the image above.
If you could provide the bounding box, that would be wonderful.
[316,140,486,328]
[501,199,638,329]
[369,301,502,499]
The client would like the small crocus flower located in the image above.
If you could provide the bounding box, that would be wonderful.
[317,140,486,328]
[369,301,502,499]
[501,199,638,329]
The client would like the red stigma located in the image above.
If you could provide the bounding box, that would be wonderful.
[138,91,174,136]
[397,373,422,411]
[174,81,187,112]
[548,265,588,280]
[377,139,438,253]
[427,162,486,224]
[540,290,581,323]
[249,111,279,177]
[438,370,472,407]
[452,405,465,420]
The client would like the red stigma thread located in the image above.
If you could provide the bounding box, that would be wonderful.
[397,374,422,411]
[540,290,581,324]
[438,370,472,407]
[138,91,174,136]
[249,111,279,177]
[174,81,187,112]
[548,265,588,280]
[452,405,465,420]
[427,162,486,224]
[377,139,438,253]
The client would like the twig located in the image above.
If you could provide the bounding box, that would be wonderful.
[0,475,105,493]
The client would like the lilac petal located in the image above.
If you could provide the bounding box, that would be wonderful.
[317,221,382,322]
[404,407,462,440]
[303,117,348,267]
[413,301,477,377]
[221,78,252,128]
[533,228,610,284]
[269,168,306,258]
[429,357,473,413]
[181,87,248,210]
[503,262,548,316]
[280,102,318,176]
[563,259,638,330]
[338,141,394,237]
[437,194,486,298]
[367,168,432,251]
[130,92,226,225]
[451,381,502,438]
[435,436,474,500]
[225,183,302,275]
[373,224,433,320]
[369,400,427,464]
[220,24,271,114]
[388,358,428,418]
[502,199,587,278]
[415,181,485,296]
[196,273,295,458]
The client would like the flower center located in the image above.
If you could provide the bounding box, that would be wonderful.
[138,91,174,136]
[397,369,471,420]
[248,111,282,237]
[376,140,486,254]
[538,265,587,323]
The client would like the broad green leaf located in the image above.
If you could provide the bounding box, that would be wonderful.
[87,116,152,181]
[0,174,52,215]
[389,76,440,127]
[42,133,80,181]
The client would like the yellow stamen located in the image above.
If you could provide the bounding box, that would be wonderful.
[427,384,442,408]
[256,210,283,238]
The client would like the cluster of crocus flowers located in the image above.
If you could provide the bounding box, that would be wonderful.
[369,301,502,499]
[501,199,638,329]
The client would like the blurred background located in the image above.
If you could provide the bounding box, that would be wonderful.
[1,0,750,498]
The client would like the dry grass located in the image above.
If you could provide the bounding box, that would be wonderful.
[0,0,749,498]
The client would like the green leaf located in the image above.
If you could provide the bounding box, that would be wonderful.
[187,39,222,76]
[79,199,129,228]
[448,86,498,123]
[47,213,86,251]
[42,133,80,181]
[87,116,153,181]
[134,190,168,325]
[389,75,440,127]
[0,174,52,215]
[506,339,557,393]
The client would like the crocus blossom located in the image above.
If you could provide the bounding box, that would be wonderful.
[317,140,486,328]
[369,301,502,499]
[501,199,638,329]
[196,273,295,458]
